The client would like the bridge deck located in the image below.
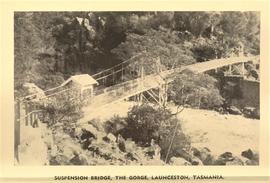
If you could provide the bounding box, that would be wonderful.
[81,56,258,121]
[185,56,257,73]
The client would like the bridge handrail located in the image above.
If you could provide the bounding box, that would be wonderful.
[92,52,146,79]
[18,55,259,102]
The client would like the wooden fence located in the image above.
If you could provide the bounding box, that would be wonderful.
[14,100,41,162]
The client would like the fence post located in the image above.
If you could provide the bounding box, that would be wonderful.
[32,104,37,127]
[14,100,21,163]
[24,102,29,126]
[29,103,33,126]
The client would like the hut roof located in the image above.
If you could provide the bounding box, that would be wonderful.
[61,74,98,87]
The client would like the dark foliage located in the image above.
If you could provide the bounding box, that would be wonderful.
[114,104,191,160]
[168,69,224,109]
[15,11,259,98]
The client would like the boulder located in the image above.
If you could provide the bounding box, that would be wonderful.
[125,152,138,162]
[252,108,260,119]
[103,133,117,143]
[80,124,98,139]
[117,134,126,152]
[214,152,235,165]
[175,149,203,165]
[225,157,244,165]
[174,149,191,160]
[145,146,155,158]
[62,146,77,159]
[243,107,255,116]
[79,153,89,165]
[253,152,259,162]
[214,152,248,166]
[191,147,201,157]
[170,157,191,166]
[88,140,122,161]
[241,149,259,165]
[52,154,71,165]
[243,107,260,119]
[69,151,89,165]
[241,149,254,160]
[245,159,259,165]
[220,152,234,159]
[227,106,242,115]
[190,156,204,165]
[87,145,100,155]
[198,147,214,165]
[214,107,224,113]
[145,141,161,160]
[125,139,136,153]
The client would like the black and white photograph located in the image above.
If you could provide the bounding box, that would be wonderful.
[13,11,261,166]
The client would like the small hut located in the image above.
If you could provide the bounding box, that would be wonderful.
[60,74,98,99]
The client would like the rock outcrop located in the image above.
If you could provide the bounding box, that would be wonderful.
[241,149,259,165]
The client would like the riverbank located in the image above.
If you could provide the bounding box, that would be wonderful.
[81,101,259,157]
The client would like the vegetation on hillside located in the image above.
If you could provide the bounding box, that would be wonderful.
[168,69,224,110]
[15,11,260,166]
[103,104,191,163]
[14,11,260,97]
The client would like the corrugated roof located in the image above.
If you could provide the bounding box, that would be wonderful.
[61,74,98,87]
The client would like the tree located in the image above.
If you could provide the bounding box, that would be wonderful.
[122,104,190,162]
[217,12,260,55]
[14,12,65,96]
[14,12,43,93]
[39,90,83,127]
[174,12,222,38]
[173,12,260,60]
[112,28,196,76]
[14,11,260,98]
[168,69,224,110]
[124,104,163,144]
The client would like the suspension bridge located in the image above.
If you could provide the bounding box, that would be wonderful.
[81,55,259,118]
[14,54,259,161]
[16,54,259,124]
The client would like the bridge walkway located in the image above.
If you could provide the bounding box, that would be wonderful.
[81,56,258,120]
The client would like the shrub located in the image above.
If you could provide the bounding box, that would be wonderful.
[125,104,167,145]
[168,69,224,109]
[103,115,127,135]
[39,90,83,127]
[125,104,190,159]
[103,104,191,163]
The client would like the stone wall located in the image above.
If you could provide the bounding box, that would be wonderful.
[230,79,260,109]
